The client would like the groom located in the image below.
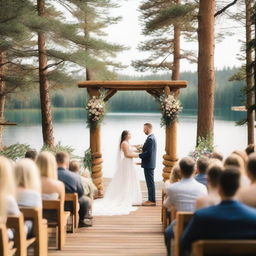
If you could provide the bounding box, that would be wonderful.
[139,123,157,206]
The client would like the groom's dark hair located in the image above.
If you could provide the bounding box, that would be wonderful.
[144,123,152,129]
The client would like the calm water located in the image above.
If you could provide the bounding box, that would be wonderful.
[4,108,248,181]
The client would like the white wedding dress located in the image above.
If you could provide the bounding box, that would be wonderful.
[92,144,142,216]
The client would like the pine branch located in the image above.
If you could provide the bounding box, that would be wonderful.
[214,0,238,17]
[41,60,65,71]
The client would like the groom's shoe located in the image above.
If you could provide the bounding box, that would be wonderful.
[142,201,156,206]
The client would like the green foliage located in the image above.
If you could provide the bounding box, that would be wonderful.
[83,148,92,173]
[0,143,30,160]
[190,134,214,160]
[41,141,74,156]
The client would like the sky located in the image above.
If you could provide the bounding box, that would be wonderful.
[104,0,244,75]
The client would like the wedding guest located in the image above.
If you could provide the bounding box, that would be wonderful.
[14,159,42,208]
[210,151,224,162]
[181,167,256,256]
[233,150,248,165]
[69,160,95,219]
[194,156,209,187]
[36,151,65,202]
[196,159,223,209]
[164,157,207,255]
[164,164,181,191]
[56,152,91,227]
[25,149,38,161]
[224,154,250,186]
[237,153,256,207]
[245,144,255,156]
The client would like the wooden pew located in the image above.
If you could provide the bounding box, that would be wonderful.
[6,213,36,256]
[0,223,16,256]
[192,240,256,256]
[20,208,48,256]
[42,199,70,250]
[173,211,193,256]
[65,193,79,233]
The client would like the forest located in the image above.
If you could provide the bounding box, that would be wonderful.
[7,67,244,112]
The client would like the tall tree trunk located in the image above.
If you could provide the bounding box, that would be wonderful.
[196,0,216,143]
[37,0,54,147]
[245,0,254,144]
[86,68,93,80]
[0,52,6,150]
[171,0,180,81]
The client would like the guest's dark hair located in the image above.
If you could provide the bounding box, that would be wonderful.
[220,167,240,197]
[56,152,69,164]
[247,153,256,180]
[120,130,129,148]
[246,144,255,156]
[25,150,37,161]
[196,156,209,174]
[207,162,223,187]
[179,157,195,178]
[210,151,223,161]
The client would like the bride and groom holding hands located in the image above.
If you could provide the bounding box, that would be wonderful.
[93,123,157,216]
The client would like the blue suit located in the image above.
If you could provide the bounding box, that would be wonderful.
[139,134,157,202]
[181,200,256,256]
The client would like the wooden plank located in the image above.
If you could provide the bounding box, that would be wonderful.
[78,80,187,90]
[0,122,17,126]
[49,180,165,256]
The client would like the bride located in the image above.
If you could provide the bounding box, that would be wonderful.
[92,130,142,216]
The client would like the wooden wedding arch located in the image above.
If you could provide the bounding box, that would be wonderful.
[78,80,187,196]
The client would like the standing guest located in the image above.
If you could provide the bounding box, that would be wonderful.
[194,156,209,187]
[181,167,256,256]
[210,151,224,162]
[56,152,91,227]
[14,159,42,208]
[69,160,94,219]
[36,151,65,202]
[25,149,38,161]
[237,153,256,207]
[245,144,255,156]
[164,157,207,256]
[196,160,223,209]
[224,154,250,186]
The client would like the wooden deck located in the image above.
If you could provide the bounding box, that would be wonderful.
[49,181,166,256]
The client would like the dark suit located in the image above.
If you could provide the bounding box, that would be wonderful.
[58,167,88,221]
[139,134,157,202]
[181,200,256,256]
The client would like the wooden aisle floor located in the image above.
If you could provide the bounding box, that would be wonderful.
[49,181,166,256]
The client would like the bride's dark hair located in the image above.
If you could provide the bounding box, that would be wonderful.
[120,130,129,148]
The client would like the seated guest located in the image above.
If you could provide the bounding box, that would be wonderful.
[56,152,91,227]
[14,159,42,208]
[36,151,65,202]
[194,156,209,187]
[181,167,256,256]
[164,163,181,191]
[245,144,255,156]
[164,157,207,255]
[196,159,223,209]
[210,151,223,162]
[237,153,256,207]
[233,150,248,166]
[224,154,250,186]
[25,149,38,161]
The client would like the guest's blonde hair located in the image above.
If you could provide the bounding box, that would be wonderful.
[224,154,246,176]
[15,158,41,193]
[69,160,80,173]
[170,164,181,183]
[0,156,16,222]
[36,151,57,179]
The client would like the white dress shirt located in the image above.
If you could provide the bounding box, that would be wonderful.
[164,177,208,212]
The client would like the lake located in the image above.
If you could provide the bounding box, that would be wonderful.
[4,108,248,181]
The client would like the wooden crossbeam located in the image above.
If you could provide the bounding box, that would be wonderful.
[0,122,17,126]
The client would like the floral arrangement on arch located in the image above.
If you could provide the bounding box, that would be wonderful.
[158,93,183,127]
[86,90,107,129]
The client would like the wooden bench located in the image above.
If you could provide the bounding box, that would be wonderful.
[173,211,193,256]
[20,207,48,256]
[43,200,70,250]
[0,223,16,256]
[7,213,36,256]
[65,193,79,233]
[192,240,256,256]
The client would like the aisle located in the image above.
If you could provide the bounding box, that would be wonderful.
[49,181,166,256]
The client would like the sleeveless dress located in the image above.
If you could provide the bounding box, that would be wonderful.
[92,144,142,216]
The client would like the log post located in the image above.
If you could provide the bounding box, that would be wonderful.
[162,86,178,181]
[88,89,104,197]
